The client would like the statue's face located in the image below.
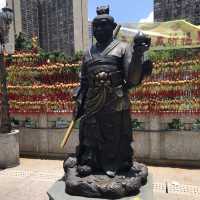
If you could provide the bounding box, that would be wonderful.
[93,20,114,44]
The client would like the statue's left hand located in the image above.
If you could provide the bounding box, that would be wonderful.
[133,32,151,55]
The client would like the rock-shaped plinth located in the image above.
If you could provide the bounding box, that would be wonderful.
[64,157,148,199]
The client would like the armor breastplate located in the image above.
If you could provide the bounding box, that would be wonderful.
[82,41,130,112]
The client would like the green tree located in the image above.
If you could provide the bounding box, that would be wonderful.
[15,32,32,51]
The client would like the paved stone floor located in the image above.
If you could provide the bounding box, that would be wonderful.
[0,158,200,200]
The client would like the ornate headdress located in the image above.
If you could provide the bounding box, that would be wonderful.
[92,5,115,25]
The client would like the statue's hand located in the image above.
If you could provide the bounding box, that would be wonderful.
[72,105,79,119]
[133,32,151,55]
[72,103,83,120]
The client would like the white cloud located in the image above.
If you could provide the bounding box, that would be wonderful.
[0,0,6,9]
[139,11,154,23]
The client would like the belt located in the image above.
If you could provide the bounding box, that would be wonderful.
[88,71,124,88]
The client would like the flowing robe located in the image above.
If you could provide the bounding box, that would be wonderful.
[76,39,143,174]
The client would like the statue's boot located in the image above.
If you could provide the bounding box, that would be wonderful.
[106,170,116,178]
[103,164,117,178]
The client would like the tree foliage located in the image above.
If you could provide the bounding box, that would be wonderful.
[15,32,32,51]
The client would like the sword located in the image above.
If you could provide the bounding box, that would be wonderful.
[60,119,76,149]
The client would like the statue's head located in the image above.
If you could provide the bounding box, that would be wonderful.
[92,5,117,44]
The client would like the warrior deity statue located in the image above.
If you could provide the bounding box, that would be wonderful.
[71,6,152,178]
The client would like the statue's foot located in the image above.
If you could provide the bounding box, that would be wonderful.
[77,165,92,177]
[106,170,116,178]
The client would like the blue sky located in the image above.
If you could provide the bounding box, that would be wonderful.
[89,0,154,23]
[0,0,154,23]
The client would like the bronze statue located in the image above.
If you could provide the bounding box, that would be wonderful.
[63,5,153,198]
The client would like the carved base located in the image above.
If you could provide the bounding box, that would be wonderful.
[63,157,148,199]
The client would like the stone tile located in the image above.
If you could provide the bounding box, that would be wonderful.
[148,166,200,186]
[1,158,200,200]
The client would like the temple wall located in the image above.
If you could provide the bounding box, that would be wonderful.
[14,113,200,167]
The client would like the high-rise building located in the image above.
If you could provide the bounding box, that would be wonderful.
[20,0,40,39]
[7,0,39,39]
[4,0,15,53]
[154,0,200,25]
[7,0,88,55]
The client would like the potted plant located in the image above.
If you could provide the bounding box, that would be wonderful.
[11,117,20,128]
[192,119,200,131]
[132,119,143,130]
[167,118,184,130]
[25,118,37,128]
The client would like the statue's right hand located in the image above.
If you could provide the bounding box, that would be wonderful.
[72,103,84,120]
[72,105,79,119]
[133,32,151,54]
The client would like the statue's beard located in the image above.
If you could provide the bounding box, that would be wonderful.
[94,31,113,44]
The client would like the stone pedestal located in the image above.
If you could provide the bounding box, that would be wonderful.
[47,174,153,200]
[0,129,20,168]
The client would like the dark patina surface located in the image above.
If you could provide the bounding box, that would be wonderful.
[63,157,148,199]
[63,5,152,198]
[48,170,153,200]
